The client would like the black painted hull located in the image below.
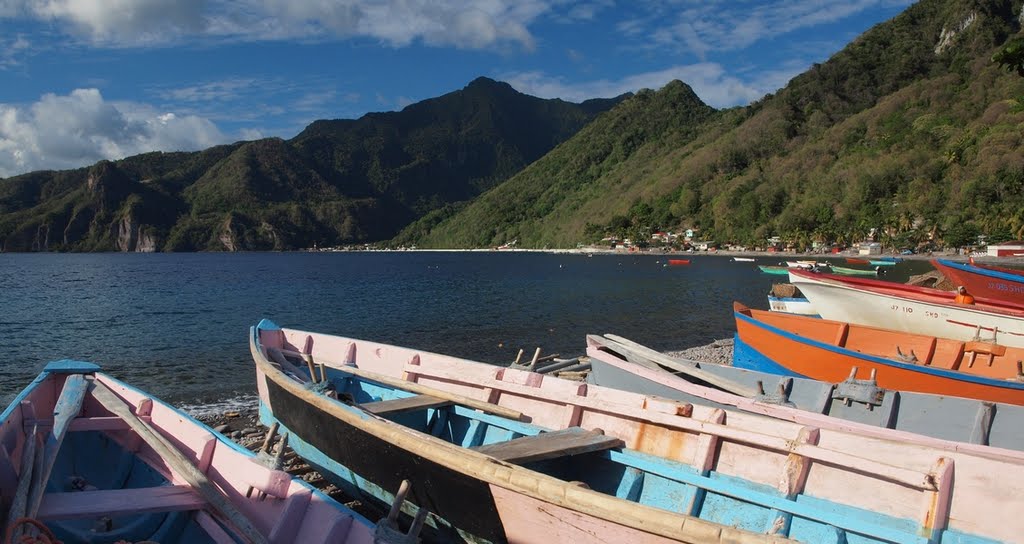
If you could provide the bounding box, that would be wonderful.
[262,374,508,543]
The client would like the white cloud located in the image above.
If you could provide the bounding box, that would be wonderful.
[0,34,32,68]
[155,78,259,104]
[623,0,915,57]
[503,62,804,109]
[2,0,552,49]
[0,89,227,178]
[22,0,207,44]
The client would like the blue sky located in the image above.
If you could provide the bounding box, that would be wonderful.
[0,0,913,178]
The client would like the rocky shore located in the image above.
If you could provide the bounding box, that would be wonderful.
[664,338,734,366]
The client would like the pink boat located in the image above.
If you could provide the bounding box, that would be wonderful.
[0,360,379,544]
[789,268,1024,348]
[251,320,1024,544]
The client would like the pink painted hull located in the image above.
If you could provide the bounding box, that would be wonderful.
[268,326,1024,544]
[490,485,683,544]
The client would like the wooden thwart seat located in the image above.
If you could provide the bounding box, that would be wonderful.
[360,394,453,416]
[37,485,206,520]
[472,427,624,464]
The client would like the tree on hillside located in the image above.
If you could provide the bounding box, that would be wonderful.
[993,37,1024,77]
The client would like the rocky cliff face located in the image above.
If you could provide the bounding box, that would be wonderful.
[115,216,157,252]
[935,12,978,53]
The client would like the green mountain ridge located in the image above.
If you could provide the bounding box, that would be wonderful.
[3,0,1023,253]
[0,77,627,251]
[410,0,1024,250]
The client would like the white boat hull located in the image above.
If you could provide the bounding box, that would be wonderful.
[767,295,818,316]
[789,272,1024,347]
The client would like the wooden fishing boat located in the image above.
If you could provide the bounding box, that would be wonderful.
[931,258,1024,305]
[767,284,817,316]
[869,260,896,267]
[250,321,786,544]
[252,320,1024,544]
[758,265,790,275]
[668,259,691,265]
[732,257,756,262]
[0,360,379,544]
[732,302,1024,405]
[788,268,1024,348]
[585,334,1024,453]
[829,265,878,276]
[845,258,870,265]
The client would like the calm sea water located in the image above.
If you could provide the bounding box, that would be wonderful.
[0,251,934,412]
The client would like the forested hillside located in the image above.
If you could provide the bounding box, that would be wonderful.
[409,0,1024,251]
[0,78,625,251]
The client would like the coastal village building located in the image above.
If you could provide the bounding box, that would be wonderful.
[987,241,1024,257]
[858,242,883,255]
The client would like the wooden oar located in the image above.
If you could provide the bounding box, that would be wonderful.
[5,422,39,533]
[26,374,88,518]
[328,364,524,421]
[89,381,268,544]
[600,334,760,398]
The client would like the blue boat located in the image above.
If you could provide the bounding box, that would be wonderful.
[0,361,378,544]
[251,320,1020,544]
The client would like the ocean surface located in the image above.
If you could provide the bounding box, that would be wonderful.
[0,251,935,413]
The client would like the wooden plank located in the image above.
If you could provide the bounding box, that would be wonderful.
[195,510,240,544]
[321,362,524,421]
[360,394,453,416]
[26,375,88,518]
[6,421,38,528]
[37,485,205,520]
[89,381,268,544]
[19,415,155,432]
[600,334,760,398]
[472,427,623,465]
[267,487,312,544]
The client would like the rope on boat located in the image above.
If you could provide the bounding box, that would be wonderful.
[4,518,60,544]
[304,380,334,395]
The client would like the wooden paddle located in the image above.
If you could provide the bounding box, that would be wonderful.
[5,422,38,534]
[599,334,760,398]
[26,374,88,518]
[89,381,268,544]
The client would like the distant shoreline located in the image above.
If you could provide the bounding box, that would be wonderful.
[371,247,1024,265]
[5,247,1022,265]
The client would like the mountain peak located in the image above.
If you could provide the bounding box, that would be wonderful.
[464,77,518,96]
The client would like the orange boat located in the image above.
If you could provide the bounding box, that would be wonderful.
[667,258,690,265]
[845,257,870,264]
[732,302,1024,405]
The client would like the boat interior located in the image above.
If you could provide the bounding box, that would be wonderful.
[266,343,980,544]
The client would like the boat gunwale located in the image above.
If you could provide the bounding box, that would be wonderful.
[934,258,1024,284]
